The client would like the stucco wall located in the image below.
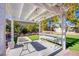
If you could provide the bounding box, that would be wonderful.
[0,4,6,56]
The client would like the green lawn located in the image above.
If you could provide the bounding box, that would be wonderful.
[66,34,79,51]
[28,35,39,41]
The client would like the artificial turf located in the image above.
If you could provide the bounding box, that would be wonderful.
[28,35,39,41]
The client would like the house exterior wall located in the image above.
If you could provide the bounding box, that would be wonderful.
[0,4,6,55]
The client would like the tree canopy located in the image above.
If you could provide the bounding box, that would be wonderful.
[14,21,21,33]
[51,16,58,23]
[66,3,79,30]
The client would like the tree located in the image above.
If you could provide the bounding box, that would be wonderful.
[32,23,38,32]
[66,4,79,23]
[6,23,11,32]
[26,23,38,33]
[51,16,58,23]
[50,16,58,31]
[6,19,11,32]
[75,21,79,29]
[66,3,79,32]
[21,27,28,34]
[14,21,20,33]
[41,17,48,31]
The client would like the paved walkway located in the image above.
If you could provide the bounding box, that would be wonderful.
[56,49,79,56]
[66,32,79,35]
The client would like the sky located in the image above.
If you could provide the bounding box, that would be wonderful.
[75,9,79,19]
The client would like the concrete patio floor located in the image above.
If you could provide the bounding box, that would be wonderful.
[55,50,79,56]
[6,40,62,56]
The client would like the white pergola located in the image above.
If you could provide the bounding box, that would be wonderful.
[0,3,69,55]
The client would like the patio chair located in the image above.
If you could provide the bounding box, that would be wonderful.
[17,36,32,56]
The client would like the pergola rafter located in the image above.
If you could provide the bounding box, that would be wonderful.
[30,9,46,21]
[18,3,24,18]
[24,6,37,20]
[6,3,68,23]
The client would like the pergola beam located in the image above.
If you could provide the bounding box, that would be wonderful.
[34,13,54,23]
[41,3,58,14]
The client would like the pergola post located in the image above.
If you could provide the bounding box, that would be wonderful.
[59,14,66,50]
[62,14,66,50]
[0,4,6,56]
[10,20,15,49]
[39,22,41,40]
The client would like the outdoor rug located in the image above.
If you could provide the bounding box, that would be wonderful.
[31,42,46,51]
